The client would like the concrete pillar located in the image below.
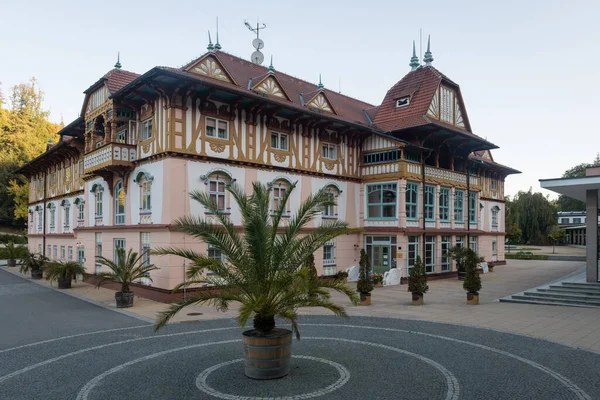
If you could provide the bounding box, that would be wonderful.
[586,189,598,282]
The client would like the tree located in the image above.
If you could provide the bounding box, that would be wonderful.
[506,223,522,252]
[463,249,482,294]
[408,256,429,296]
[557,155,600,212]
[153,182,359,338]
[505,189,556,244]
[357,249,373,295]
[548,225,565,254]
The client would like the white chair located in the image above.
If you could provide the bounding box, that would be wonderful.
[346,266,360,282]
[478,262,489,273]
[383,268,402,286]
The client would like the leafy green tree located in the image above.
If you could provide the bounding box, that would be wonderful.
[505,189,556,244]
[557,155,600,212]
[547,225,565,254]
[506,223,522,252]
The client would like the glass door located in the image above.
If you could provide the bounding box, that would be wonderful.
[365,236,397,275]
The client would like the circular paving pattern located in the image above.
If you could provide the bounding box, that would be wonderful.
[0,315,599,400]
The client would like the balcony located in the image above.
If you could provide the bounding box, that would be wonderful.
[84,143,137,174]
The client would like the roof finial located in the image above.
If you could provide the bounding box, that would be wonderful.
[207,31,214,51]
[423,35,433,66]
[114,52,122,69]
[409,41,420,71]
[268,55,275,72]
[318,74,324,90]
[214,17,222,50]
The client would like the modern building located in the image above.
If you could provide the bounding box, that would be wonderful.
[17,38,519,291]
[557,211,600,246]
[541,167,600,282]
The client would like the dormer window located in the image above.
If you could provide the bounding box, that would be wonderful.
[396,96,410,108]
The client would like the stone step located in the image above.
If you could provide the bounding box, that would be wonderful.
[543,286,600,296]
[523,291,600,302]
[510,294,600,307]
[499,298,600,308]
[560,282,600,289]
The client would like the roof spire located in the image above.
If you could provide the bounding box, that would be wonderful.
[114,52,122,69]
[214,17,222,50]
[409,41,420,71]
[207,31,214,51]
[423,35,433,66]
[318,74,324,90]
[268,55,275,72]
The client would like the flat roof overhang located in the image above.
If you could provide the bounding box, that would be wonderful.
[540,175,600,202]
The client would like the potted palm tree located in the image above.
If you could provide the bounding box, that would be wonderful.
[44,260,86,289]
[408,256,429,305]
[1,241,29,268]
[488,261,495,272]
[95,248,158,308]
[153,182,358,380]
[357,249,373,305]
[463,249,482,305]
[20,252,47,279]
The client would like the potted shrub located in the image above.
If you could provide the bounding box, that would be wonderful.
[1,241,29,268]
[44,260,86,289]
[153,182,358,380]
[463,249,482,305]
[335,270,348,283]
[408,256,429,305]
[488,261,495,272]
[448,245,469,280]
[20,252,47,279]
[95,248,158,308]
[372,273,384,288]
[357,249,373,305]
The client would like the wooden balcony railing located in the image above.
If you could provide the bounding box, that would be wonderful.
[84,143,137,174]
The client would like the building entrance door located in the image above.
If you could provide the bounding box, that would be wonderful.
[365,236,397,275]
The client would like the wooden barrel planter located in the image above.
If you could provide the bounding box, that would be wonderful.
[57,277,72,289]
[242,328,292,380]
[115,292,134,308]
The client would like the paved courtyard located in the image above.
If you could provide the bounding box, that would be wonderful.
[1,262,600,399]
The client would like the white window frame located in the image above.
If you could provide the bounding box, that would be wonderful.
[396,96,410,108]
[63,203,71,229]
[95,187,104,217]
[78,202,85,221]
[469,236,478,253]
[270,131,289,151]
[95,233,102,273]
[321,143,337,160]
[60,246,65,261]
[208,178,226,212]
[114,181,126,225]
[323,241,335,266]
[407,236,419,272]
[322,188,338,218]
[49,204,56,228]
[206,117,228,139]
[141,118,153,141]
[113,238,126,264]
[424,235,436,273]
[68,246,73,261]
[272,182,289,214]
[441,236,451,271]
[53,245,58,260]
[37,210,43,231]
[207,244,223,262]
[141,178,152,213]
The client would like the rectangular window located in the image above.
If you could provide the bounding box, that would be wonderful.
[78,203,84,221]
[573,218,582,224]
[469,192,477,224]
[50,173,56,187]
[60,246,65,261]
[455,235,465,248]
[47,245,51,256]
[68,246,73,261]
[207,244,223,262]
[322,143,337,160]
[492,209,498,227]
[425,236,435,273]
[50,207,56,228]
[206,118,228,139]
[407,236,419,270]
[38,210,43,230]
[367,183,397,219]
[469,236,478,253]
[424,185,436,221]
[322,192,336,217]
[560,218,569,224]
[209,180,226,211]
[441,236,451,271]
[454,190,464,223]
[363,149,401,165]
[272,186,287,212]
[405,182,419,220]
[323,241,335,265]
[53,245,58,260]
[491,179,498,190]
[141,232,151,267]
[79,160,84,176]
[64,205,70,228]
[95,233,102,273]
[95,190,103,217]
[113,239,126,264]
[38,244,42,254]
[141,118,153,141]
[439,187,450,222]
[270,131,288,151]
[116,129,127,144]
[141,181,152,212]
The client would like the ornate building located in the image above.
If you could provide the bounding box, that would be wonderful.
[18,39,519,290]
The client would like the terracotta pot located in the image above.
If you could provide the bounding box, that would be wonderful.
[412,293,424,305]
[115,291,134,308]
[374,282,383,288]
[489,266,494,272]
[360,292,371,306]
[243,328,292,380]
[467,292,479,305]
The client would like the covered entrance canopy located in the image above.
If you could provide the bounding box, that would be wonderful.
[540,174,600,282]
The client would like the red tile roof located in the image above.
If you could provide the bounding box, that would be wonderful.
[103,69,140,94]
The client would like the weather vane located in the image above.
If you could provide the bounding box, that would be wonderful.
[244,19,266,65]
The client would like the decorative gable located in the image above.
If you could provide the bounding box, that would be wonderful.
[252,75,290,100]
[426,87,439,119]
[306,92,336,114]
[188,56,234,84]
[454,97,465,128]
[426,84,468,131]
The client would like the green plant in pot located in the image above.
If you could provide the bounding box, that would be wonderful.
[335,270,349,283]
[95,248,158,308]
[487,261,495,272]
[20,252,47,279]
[1,241,29,268]
[371,272,384,288]
[153,182,358,380]
[463,249,482,305]
[448,245,469,280]
[408,256,429,305]
[44,260,86,289]
[357,249,373,305]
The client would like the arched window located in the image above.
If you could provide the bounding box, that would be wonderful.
[140,177,152,212]
[202,170,233,213]
[270,178,292,214]
[74,198,85,221]
[48,203,56,228]
[321,184,341,219]
[61,199,71,229]
[114,181,126,225]
[92,184,104,218]
[491,205,500,228]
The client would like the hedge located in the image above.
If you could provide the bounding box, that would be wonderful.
[0,234,27,244]
[506,252,548,260]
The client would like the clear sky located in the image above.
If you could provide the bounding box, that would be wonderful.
[1,0,598,198]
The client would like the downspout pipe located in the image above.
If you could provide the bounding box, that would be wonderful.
[466,164,470,245]
[42,171,47,257]
[421,148,433,263]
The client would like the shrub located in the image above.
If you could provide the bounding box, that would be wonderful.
[304,254,318,280]
[408,256,429,295]
[44,261,86,284]
[357,249,373,295]
[463,249,481,294]
[0,234,27,244]
[506,253,548,260]
[335,270,348,281]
